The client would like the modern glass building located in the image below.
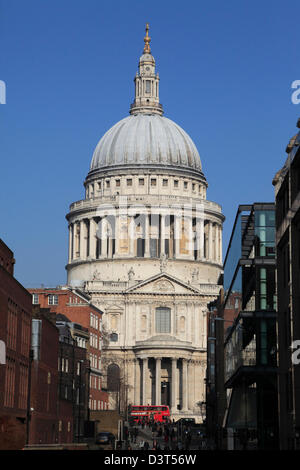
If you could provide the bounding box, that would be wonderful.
[222,203,278,450]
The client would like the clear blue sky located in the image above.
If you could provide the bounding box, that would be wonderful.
[0,0,299,287]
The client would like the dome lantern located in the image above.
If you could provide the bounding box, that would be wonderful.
[130,24,163,116]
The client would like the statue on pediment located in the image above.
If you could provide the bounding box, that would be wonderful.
[92,269,101,281]
[128,267,135,281]
[160,252,168,272]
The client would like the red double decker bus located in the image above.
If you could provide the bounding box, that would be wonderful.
[129,405,170,424]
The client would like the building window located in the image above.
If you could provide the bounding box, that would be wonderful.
[150,239,158,258]
[137,238,145,257]
[174,180,179,188]
[106,180,110,188]
[116,179,120,187]
[127,179,132,186]
[110,333,118,342]
[48,294,58,305]
[192,183,195,191]
[162,179,168,187]
[146,80,151,93]
[151,179,157,186]
[155,307,171,333]
[184,181,188,189]
[139,178,145,186]
[107,363,120,391]
[32,294,39,305]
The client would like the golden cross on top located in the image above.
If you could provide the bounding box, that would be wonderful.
[143,23,151,54]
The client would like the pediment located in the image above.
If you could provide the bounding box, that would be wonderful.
[125,273,200,295]
[105,303,124,312]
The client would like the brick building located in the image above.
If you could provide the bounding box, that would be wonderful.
[29,306,73,445]
[0,239,32,449]
[56,314,90,441]
[28,286,108,412]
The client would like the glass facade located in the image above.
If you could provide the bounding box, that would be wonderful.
[224,204,277,384]
[223,212,244,293]
[254,210,276,257]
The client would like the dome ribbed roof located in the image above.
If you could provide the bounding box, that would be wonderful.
[90,114,202,172]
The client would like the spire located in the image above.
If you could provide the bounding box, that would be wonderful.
[129,24,163,116]
[143,23,151,54]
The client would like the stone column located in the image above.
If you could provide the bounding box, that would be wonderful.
[134,359,140,405]
[142,358,148,405]
[171,358,177,412]
[188,360,195,411]
[217,224,221,263]
[73,222,80,259]
[160,214,165,256]
[219,224,222,263]
[174,215,180,258]
[89,217,97,259]
[68,224,73,263]
[80,219,87,259]
[144,213,150,258]
[182,359,188,411]
[101,218,108,258]
[114,215,119,256]
[108,229,113,258]
[125,215,133,257]
[187,216,193,258]
[155,357,161,405]
[208,221,213,261]
[196,218,203,260]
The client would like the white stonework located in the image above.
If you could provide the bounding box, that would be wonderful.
[66,25,224,421]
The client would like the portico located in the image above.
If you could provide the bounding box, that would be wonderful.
[134,355,191,413]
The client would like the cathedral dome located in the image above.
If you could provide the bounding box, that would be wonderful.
[90,114,202,172]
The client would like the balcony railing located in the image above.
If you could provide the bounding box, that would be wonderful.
[225,333,257,383]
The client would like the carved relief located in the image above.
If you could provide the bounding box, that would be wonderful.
[154,280,175,292]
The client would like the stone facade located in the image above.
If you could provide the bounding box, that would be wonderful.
[66,25,224,421]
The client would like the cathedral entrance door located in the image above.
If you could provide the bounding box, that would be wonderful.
[161,381,170,406]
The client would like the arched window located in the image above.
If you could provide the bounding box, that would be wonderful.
[155,307,171,333]
[107,363,120,392]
